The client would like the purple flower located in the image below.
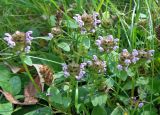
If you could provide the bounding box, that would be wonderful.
[92,12,101,27]
[87,61,92,66]
[98,36,103,40]
[81,28,87,34]
[99,47,104,52]
[107,35,114,41]
[95,40,101,46]
[122,49,128,53]
[76,70,86,80]
[132,57,139,64]
[26,31,33,44]
[64,71,70,77]
[24,46,31,53]
[93,12,99,18]
[90,29,96,33]
[80,62,87,69]
[4,33,16,48]
[62,63,68,70]
[48,33,53,39]
[73,14,84,28]
[138,102,144,108]
[62,63,70,77]
[117,64,123,70]
[73,14,81,22]
[113,46,119,51]
[124,59,131,65]
[93,55,98,61]
[93,19,101,27]
[102,61,107,71]
[132,49,139,57]
[148,50,155,56]
[114,38,119,43]
[76,62,87,80]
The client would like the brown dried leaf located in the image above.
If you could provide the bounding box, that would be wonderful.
[0,77,42,105]
[39,65,54,86]
[24,76,41,104]
[33,64,54,90]
[0,89,20,104]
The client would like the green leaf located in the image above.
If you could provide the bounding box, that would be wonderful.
[111,106,123,115]
[123,81,138,90]
[65,20,78,28]
[50,15,56,26]
[136,77,149,85]
[91,94,107,106]
[54,72,64,79]
[139,13,147,19]
[24,107,52,115]
[23,56,32,66]
[92,106,107,115]
[0,65,12,92]
[147,78,160,94]
[62,97,71,108]
[106,78,114,88]
[82,37,90,49]
[126,68,135,77]
[57,42,70,52]
[102,11,110,19]
[0,65,11,83]
[140,111,157,115]
[9,76,21,95]
[0,103,13,115]
[1,76,21,95]
[117,71,128,81]
[48,86,62,104]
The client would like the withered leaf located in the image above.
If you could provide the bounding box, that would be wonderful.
[33,64,54,91]
[0,77,42,105]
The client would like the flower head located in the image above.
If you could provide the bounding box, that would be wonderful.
[95,35,119,52]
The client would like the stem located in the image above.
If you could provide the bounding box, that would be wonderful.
[96,0,104,12]
[131,76,135,100]
[28,55,62,65]
[20,54,40,92]
[75,81,79,113]
[129,0,133,12]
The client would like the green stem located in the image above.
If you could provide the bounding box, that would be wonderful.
[129,0,133,12]
[28,55,62,65]
[75,81,79,113]
[20,54,40,92]
[131,76,135,100]
[96,0,104,12]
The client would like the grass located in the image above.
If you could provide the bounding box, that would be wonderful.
[0,0,160,115]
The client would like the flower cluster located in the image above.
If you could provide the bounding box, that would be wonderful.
[62,62,87,80]
[117,49,155,70]
[95,35,119,52]
[73,12,101,34]
[87,55,106,73]
[3,31,33,53]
